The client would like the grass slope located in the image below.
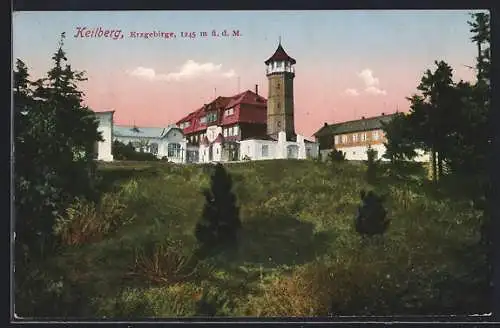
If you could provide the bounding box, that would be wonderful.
[50,159,489,317]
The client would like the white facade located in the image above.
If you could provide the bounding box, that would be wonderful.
[195,130,320,164]
[95,111,114,162]
[114,129,188,163]
[239,131,319,161]
[334,143,430,162]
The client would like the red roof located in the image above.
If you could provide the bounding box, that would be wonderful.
[225,90,266,109]
[176,89,268,134]
[264,43,296,65]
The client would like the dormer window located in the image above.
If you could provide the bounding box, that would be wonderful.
[206,112,217,123]
[224,108,234,116]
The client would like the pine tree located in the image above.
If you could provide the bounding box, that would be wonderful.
[195,163,241,254]
[365,145,378,184]
[355,190,389,237]
[381,112,418,162]
[14,33,104,316]
[31,32,102,200]
[14,32,103,259]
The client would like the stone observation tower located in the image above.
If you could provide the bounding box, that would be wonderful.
[265,40,296,140]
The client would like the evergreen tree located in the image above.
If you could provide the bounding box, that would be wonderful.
[365,145,378,184]
[14,33,103,251]
[382,112,418,162]
[355,190,389,237]
[415,60,457,180]
[14,32,103,316]
[195,164,241,254]
[31,32,102,201]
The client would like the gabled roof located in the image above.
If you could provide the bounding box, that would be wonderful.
[176,90,267,127]
[314,113,398,137]
[265,43,296,65]
[114,124,181,138]
[225,90,267,109]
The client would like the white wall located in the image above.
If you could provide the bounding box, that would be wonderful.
[413,148,430,162]
[335,143,430,162]
[305,142,320,159]
[115,128,188,163]
[336,144,387,161]
[96,112,114,162]
[239,139,277,161]
[238,132,319,161]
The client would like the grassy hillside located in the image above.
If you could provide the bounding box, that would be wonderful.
[46,159,489,317]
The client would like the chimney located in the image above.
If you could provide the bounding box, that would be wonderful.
[382,112,385,116]
[324,122,328,127]
[361,116,365,119]
[255,84,259,95]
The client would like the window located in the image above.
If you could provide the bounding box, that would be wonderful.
[277,102,281,109]
[334,135,339,145]
[361,133,367,141]
[207,112,217,123]
[200,116,207,124]
[223,128,228,137]
[373,130,379,140]
[229,127,234,136]
[234,126,239,136]
[353,133,358,143]
[225,108,234,116]
[262,145,269,157]
[168,143,181,157]
[342,135,347,143]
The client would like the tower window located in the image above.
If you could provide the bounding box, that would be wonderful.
[277,121,281,127]
[277,102,281,109]
[277,83,281,89]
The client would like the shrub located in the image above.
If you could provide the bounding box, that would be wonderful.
[195,164,241,254]
[53,193,132,246]
[327,149,345,163]
[354,190,389,237]
[112,140,158,161]
[243,264,331,316]
[130,239,213,285]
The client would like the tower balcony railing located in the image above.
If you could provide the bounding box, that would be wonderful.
[266,66,295,75]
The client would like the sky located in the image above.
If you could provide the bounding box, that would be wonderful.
[13,10,483,138]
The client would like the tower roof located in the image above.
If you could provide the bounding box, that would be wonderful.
[264,42,296,65]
